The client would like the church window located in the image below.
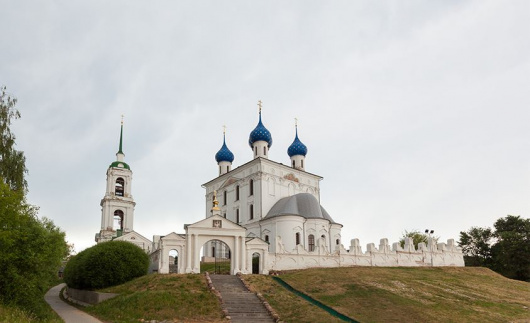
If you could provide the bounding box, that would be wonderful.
[301,159,304,168]
[249,204,254,220]
[265,235,269,243]
[235,185,240,201]
[226,165,229,173]
[223,191,227,205]
[295,232,301,245]
[219,166,221,175]
[115,178,125,196]
[236,209,240,223]
[308,234,315,251]
[254,146,257,157]
[292,160,295,168]
[249,179,254,196]
[263,146,266,155]
[336,239,340,245]
[223,213,226,218]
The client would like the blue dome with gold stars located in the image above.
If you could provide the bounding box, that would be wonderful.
[248,112,273,148]
[215,134,234,163]
[287,127,307,157]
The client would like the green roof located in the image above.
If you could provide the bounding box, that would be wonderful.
[109,161,131,170]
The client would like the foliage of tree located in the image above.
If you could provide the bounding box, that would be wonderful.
[399,229,438,249]
[0,86,27,192]
[0,86,69,318]
[64,241,149,290]
[458,227,493,267]
[459,215,530,281]
[0,180,68,317]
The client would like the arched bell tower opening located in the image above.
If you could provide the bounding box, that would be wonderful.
[169,249,179,273]
[113,210,124,231]
[115,177,125,196]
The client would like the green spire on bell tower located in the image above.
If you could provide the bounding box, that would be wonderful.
[117,115,124,155]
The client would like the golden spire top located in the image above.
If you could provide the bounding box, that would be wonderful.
[211,190,220,212]
[258,100,262,113]
[295,117,298,128]
[223,125,226,135]
[121,114,124,125]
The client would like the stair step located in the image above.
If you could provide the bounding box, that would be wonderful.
[209,275,274,323]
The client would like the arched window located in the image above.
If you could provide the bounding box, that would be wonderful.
[292,160,295,168]
[308,234,315,252]
[336,239,340,245]
[115,178,125,196]
[295,232,301,245]
[265,235,269,243]
[223,191,227,205]
[226,165,229,173]
[301,159,304,168]
[249,179,254,196]
[219,166,221,175]
[254,146,257,156]
[236,208,240,223]
[263,146,266,155]
[249,204,254,220]
[223,213,226,218]
[235,185,240,201]
[113,210,124,231]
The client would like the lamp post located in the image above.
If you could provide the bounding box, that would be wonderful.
[425,229,434,266]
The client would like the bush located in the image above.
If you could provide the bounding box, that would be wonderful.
[64,241,149,290]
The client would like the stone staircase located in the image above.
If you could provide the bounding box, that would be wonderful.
[209,275,275,323]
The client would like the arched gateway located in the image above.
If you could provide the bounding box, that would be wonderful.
[152,214,269,275]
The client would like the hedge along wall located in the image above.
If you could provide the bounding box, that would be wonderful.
[64,240,149,290]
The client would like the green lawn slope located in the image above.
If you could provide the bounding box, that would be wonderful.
[84,274,226,323]
[242,267,530,323]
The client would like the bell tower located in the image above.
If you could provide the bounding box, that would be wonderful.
[95,118,136,243]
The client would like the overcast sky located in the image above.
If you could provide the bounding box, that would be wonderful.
[2,1,529,253]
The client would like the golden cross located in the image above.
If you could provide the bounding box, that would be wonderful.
[258,100,262,113]
[121,114,124,125]
[223,125,226,134]
[295,117,298,127]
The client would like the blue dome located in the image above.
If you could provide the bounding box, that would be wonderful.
[248,113,273,148]
[215,135,234,163]
[287,128,307,157]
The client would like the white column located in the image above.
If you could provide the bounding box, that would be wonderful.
[193,234,199,273]
[185,234,192,273]
[234,237,239,274]
[240,236,246,273]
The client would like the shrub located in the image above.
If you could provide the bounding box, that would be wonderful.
[64,241,149,290]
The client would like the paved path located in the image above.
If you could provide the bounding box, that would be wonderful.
[209,275,274,323]
[44,283,103,323]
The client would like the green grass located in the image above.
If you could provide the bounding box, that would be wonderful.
[84,274,226,323]
[0,302,63,323]
[241,275,345,323]
[269,267,530,323]
[201,261,231,274]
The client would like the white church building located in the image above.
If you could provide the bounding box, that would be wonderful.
[95,104,464,275]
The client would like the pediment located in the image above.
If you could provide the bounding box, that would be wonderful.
[161,232,186,241]
[219,177,239,189]
[245,237,269,247]
[115,230,152,244]
[186,214,245,231]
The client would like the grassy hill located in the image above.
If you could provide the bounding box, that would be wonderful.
[242,267,530,323]
[81,267,529,323]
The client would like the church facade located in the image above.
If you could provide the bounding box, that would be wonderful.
[95,105,464,275]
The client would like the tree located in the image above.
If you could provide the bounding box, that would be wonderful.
[491,215,530,281]
[399,229,438,249]
[0,86,27,192]
[458,227,493,267]
[459,215,530,282]
[64,241,149,290]
[0,87,68,318]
